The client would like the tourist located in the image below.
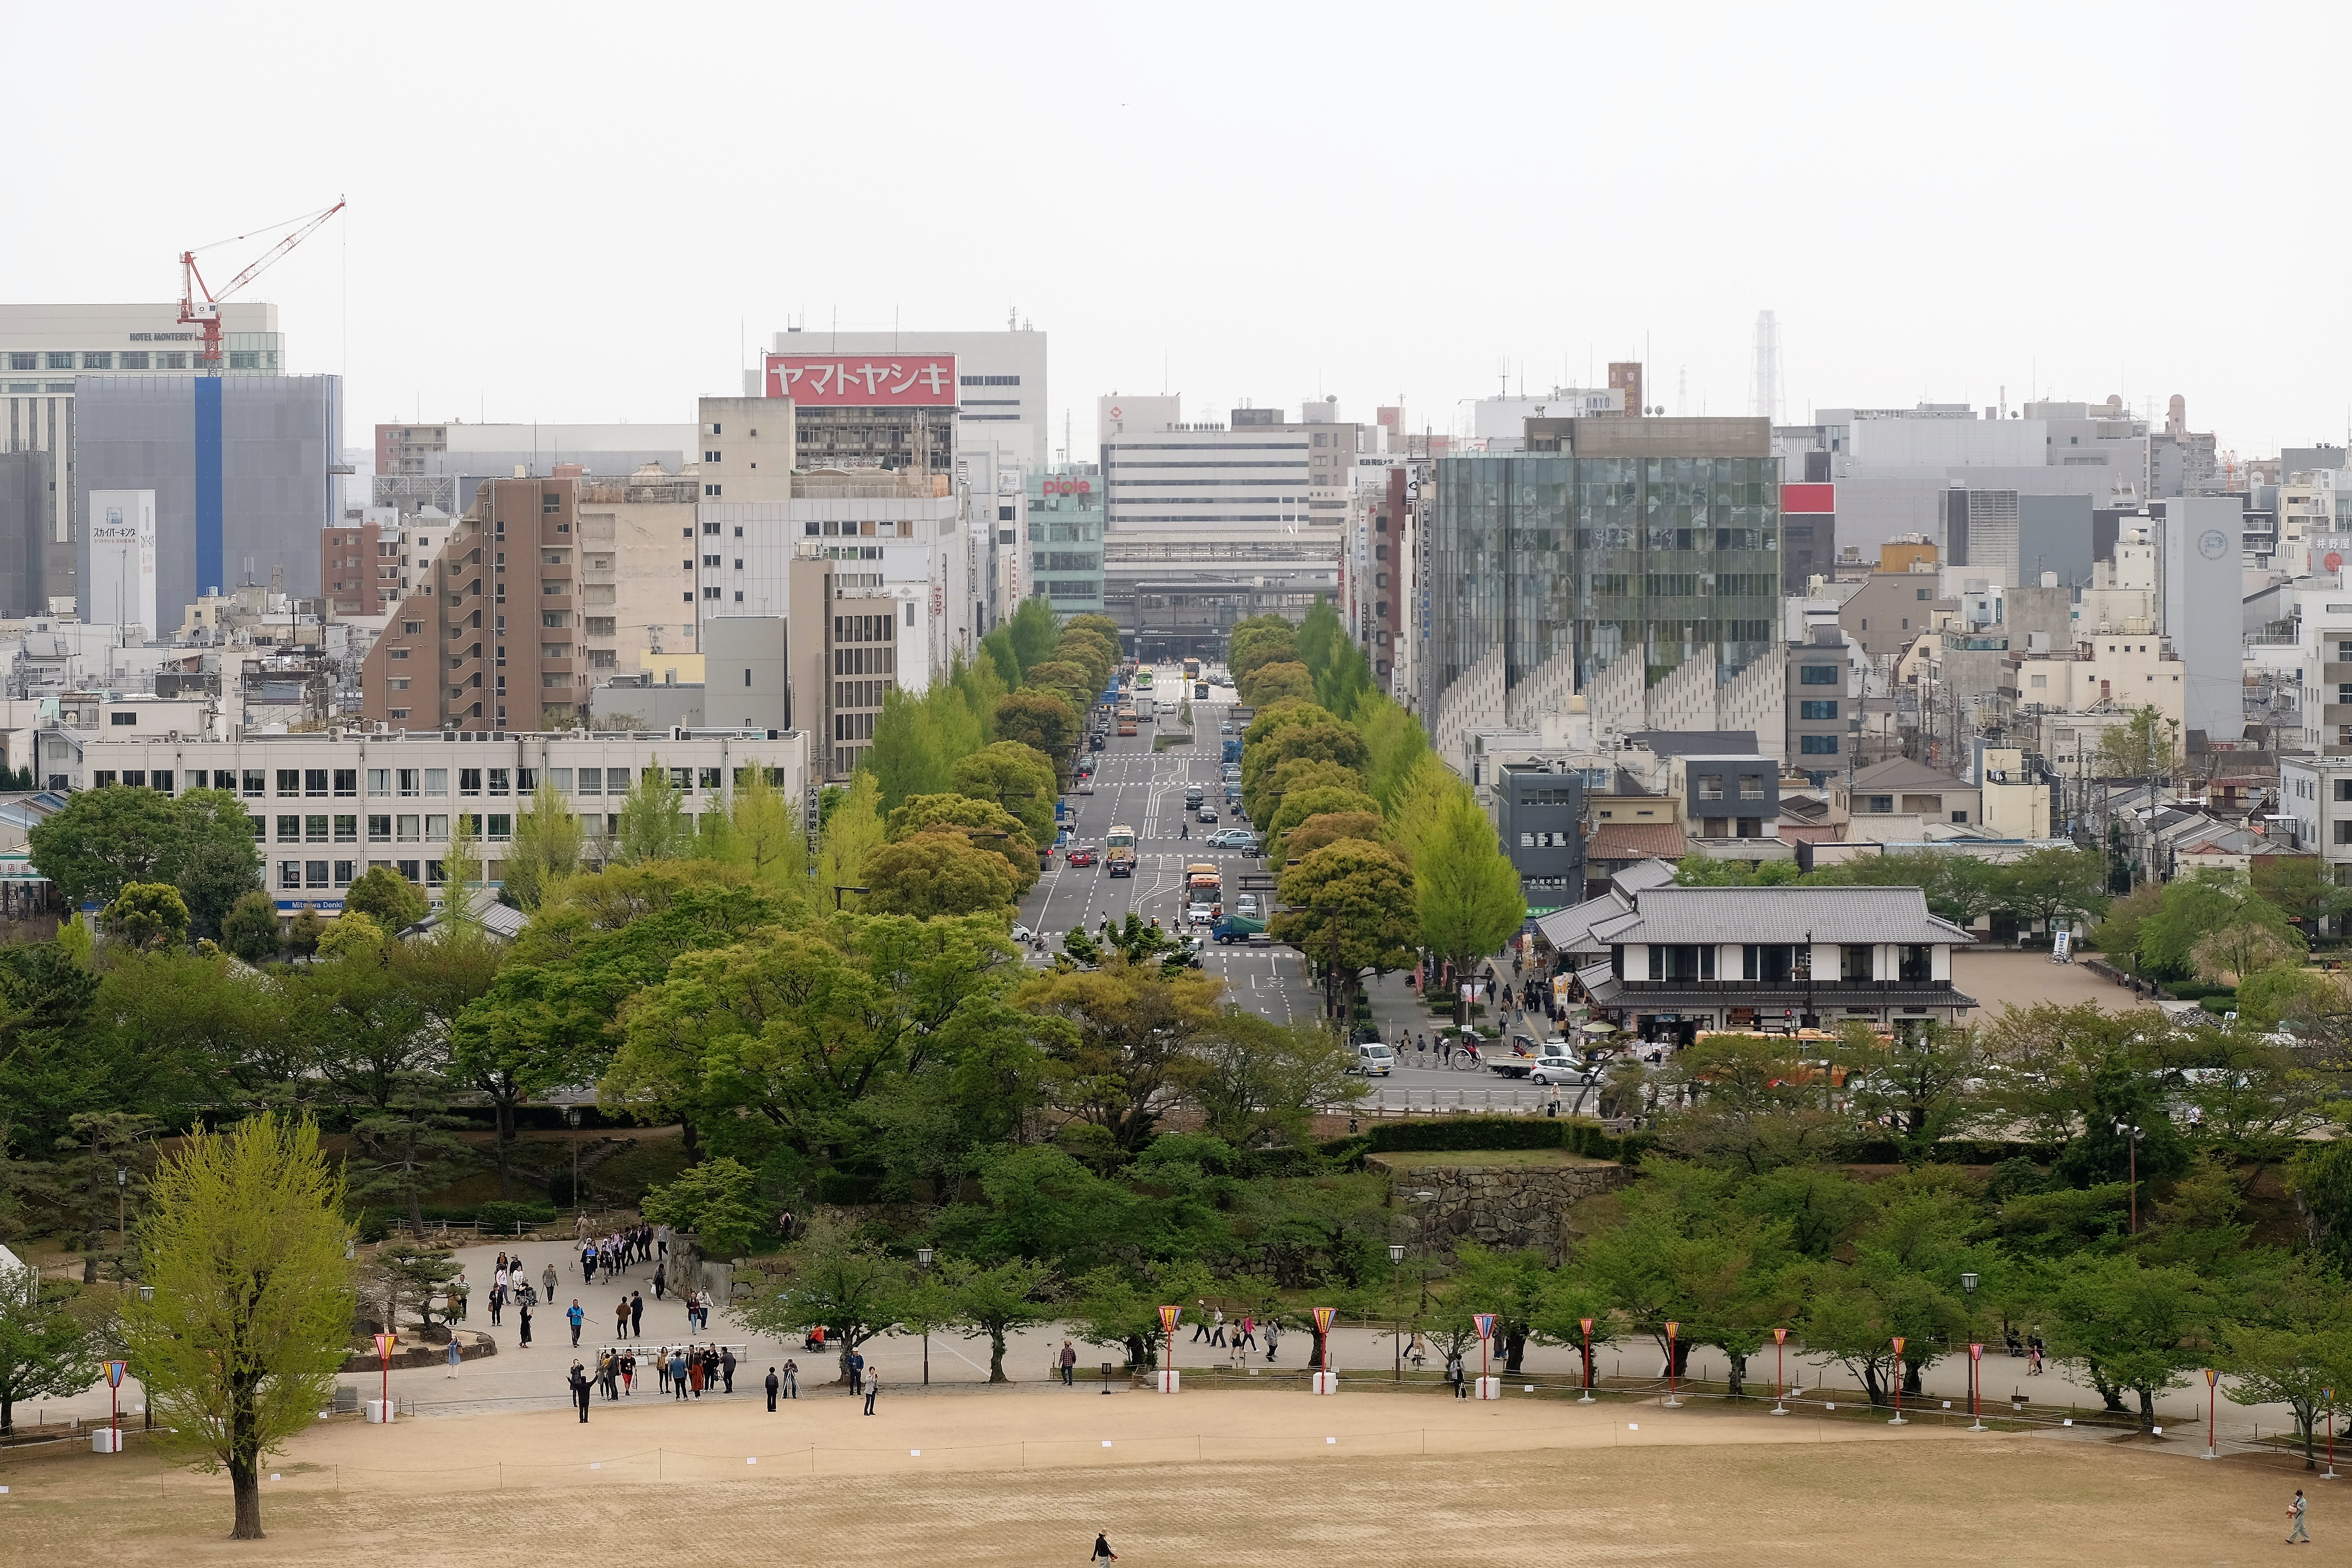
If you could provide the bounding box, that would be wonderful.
[567,1298,584,1347]
[688,1348,706,1397]
[445,1337,463,1379]
[1447,1354,1467,1398]
[1092,1532,1118,1564]
[653,1262,667,1299]
[782,1358,800,1399]
[2289,1489,2310,1544]
[1060,1340,1078,1386]
[766,1366,780,1411]
[614,1297,630,1341]
[1235,1315,1255,1352]
[721,1345,737,1393]
[541,1262,558,1304]
[517,1301,533,1349]
[1209,1308,1226,1347]
[630,1290,644,1338]
[862,1365,880,1415]
[568,1361,591,1423]
[669,1348,689,1399]
[619,1349,635,1397]
[1264,1321,1280,1363]
[487,1278,504,1327]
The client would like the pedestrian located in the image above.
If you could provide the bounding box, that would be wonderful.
[449,1272,469,1322]
[569,1361,591,1423]
[656,1222,670,1260]
[620,1350,635,1397]
[1265,1322,1280,1363]
[783,1358,800,1399]
[1192,1303,1210,1344]
[653,1263,667,1300]
[1060,1340,1078,1387]
[689,1350,706,1397]
[583,1244,598,1286]
[518,1301,533,1348]
[446,1337,463,1378]
[670,1348,689,1400]
[1236,1315,1255,1351]
[1091,1532,1118,1565]
[850,1349,866,1389]
[1448,1354,1467,1398]
[488,1282,504,1327]
[766,1366,780,1412]
[721,1345,737,1393]
[629,1289,644,1337]
[862,1365,880,1415]
[615,1297,630,1340]
[1210,1308,1226,1347]
[542,1262,558,1304]
[567,1298,584,1347]
[2289,1489,2310,1545]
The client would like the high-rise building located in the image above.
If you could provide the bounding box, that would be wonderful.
[321,517,395,618]
[1027,465,1104,616]
[1420,417,1781,732]
[759,327,1048,470]
[74,373,341,632]
[360,477,591,732]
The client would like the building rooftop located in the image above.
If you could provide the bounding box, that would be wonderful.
[1847,757,1975,792]
[1588,885,1974,947]
[1627,730,1759,758]
[1587,821,1689,862]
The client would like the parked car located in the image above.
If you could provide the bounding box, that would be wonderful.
[1066,845,1097,867]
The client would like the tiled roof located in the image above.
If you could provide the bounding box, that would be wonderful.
[1589,885,1973,946]
[1588,821,1688,861]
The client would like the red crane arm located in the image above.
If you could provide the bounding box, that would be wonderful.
[177,199,345,365]
[211,199,345,304]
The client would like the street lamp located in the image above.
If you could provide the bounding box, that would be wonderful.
[1960,1272,1985,1430]
[1388,1243,1406,1382]
[832,884,870,912]
[2115,1121,2145,1233]
[915,1247,935,1387]
[115,1166,127,1250]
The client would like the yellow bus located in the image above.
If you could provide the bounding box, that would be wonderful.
[1106,824,1137,877]
[1183,657,1201,681]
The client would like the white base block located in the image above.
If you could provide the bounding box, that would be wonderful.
[1156,1370,1180,1394]
[1475,1377,1502,1400]
[1310,1371,1338,1394]
[365,1399,396,1423]
[92,1427,123,1453]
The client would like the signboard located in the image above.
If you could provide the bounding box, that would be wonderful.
[763,353,957,407]
[1312,1306,1337,1335]
[106,1359,128,1389]
[1473,1312,1497,1341]
[1157,1305,1181,1335]
[1781,482,1835,514]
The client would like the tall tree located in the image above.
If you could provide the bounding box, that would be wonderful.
[503,777,586,911]
[1413,789,1527,1024]
[123,1113,353,1540]
[814,771,886,914]
[882,793,1040,892]
[100,881,190,949]
[341,864,429,931]
[861,831,1019,917]
[27,784,259,916]
[614,759,691,862]
[1016,958,1224,1151]
[1006,593,1060,677]
[348,1073,478,1236]
[994,691,1081,783]
[2041,1253,2216,1433]
[741,1220,911,1384]
[951,740,1060,849]
[940,1256,1058,1382]
[723,764,809,899]
[1270,841,1419,1023]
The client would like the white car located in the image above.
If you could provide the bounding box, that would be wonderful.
[1527,1050,1593,1086]
[1187,901,1214,924]
[1235,894,1259,917]
[1352,1042,1395,1077]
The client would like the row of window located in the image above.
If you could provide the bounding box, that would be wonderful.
[1643,943,1934,983]
[88,764,790,799]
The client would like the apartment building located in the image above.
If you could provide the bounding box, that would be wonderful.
[321,518,397,617]
[49,726,809,913]
[358,477,591,731]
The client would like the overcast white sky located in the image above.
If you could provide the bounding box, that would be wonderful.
[11,1,2344,462]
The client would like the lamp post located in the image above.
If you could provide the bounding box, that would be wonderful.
[2203,1367,2220,1459]
[915,1246,934,1387]
[2115,1121,2145,1233]
[1960,1272,1983,1429]
[1580,1318,1597,1404]
[1663,1321,1680,1408]
[567,1107,582,1216]
[1888,1337,1907,1424]
[1771,1327,1788,1415]
[1388,1244,1406,1382]
[831,884,869,912]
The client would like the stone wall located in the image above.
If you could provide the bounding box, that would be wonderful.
[1370,1157,1627,1264]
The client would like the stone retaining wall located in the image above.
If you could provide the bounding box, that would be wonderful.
[1372,1158,1627,1263]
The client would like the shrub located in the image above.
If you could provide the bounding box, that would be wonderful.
[474,1199,557,1233]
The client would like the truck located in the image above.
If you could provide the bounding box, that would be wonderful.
[1135,695,1155,723]
[1212,914,1269,944]
[1105,824,1136,877]
[1221,737,1242,764]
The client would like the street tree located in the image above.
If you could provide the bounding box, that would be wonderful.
[0,1258,99,1437]
[1239,659,1314,707]
[122,1113,353,1540]
[994,691,1081,783]
[1413,788,1526,1024]
[1283,811,1387,858]
[2041,1253,2216,1433]
[940,1256,1058,1382]
[743,1220,912,1384]
[1271,841,1419,1023]
[883,792,1040,893]
[950,740,1060,849]
[862,830,1019,917]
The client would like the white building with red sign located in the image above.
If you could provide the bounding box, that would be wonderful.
[759,327,1049,470]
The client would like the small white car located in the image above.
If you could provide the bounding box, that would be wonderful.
[1352,1042,1395,1076]
[1235,894,1259,917]
[1187,901,1214,924]
[1527,1049,1593,1086]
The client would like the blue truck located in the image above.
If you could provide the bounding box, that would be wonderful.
[1221,737,1242,764]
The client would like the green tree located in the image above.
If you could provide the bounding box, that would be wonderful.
[1414,789,1526,1024]
[742,1220,911,1384]
[994,690,1081,782]
[1016,958,1225,1151]
[1239,659,1314,708]
[1282,811,1387,859]
[503,777,586,911]
[979,624,1022,690]
[1995,846,2110,934]
[348,1074,477,1237]
[1266,785,1382,856]
[1006,593,1060,676]
[1229,620,1298,685]
[940,1256,1058,1382]
[950,741,1059,849]
[341,865,429,932]
[0,1258,99,1436]
[2095,705,2181,782]
[641,1156,770,1260]
[1187,1013,1363,1150]
[220,890,282,964]
[2288,1140,2352,1272]
[314,909,385,960]
[815,771,886,914]
[722,764,809,899]
[883,793,1040,893]
[27,784,258,916]
[122,1113,353,1540]
[101,880,190,949]
[2224,1261,2352,1470]
[2253,854,2352,935]
[615,759,690,862]
[1271,841,1419,1023]
[2041,1253,2216,1433]
[862,830,1018,917]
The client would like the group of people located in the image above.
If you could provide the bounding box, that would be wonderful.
[562,1343,748,1419]
[485,1254,554,1344]
[1189,1306,1282,1363]
[578,1222,664,1286]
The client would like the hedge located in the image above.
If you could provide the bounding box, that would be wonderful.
[1320,1116,1653,1165]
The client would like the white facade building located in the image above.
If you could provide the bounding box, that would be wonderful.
[87,489,158,638]
[759,327,1049,471]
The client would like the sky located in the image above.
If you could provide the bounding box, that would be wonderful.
[10,0,2346,464]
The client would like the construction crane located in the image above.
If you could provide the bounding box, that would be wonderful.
[178,198,345,369]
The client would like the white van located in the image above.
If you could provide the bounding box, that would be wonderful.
[1352,1041,1395,1077]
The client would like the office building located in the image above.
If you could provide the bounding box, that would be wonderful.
[759,349,955,474]
[760,326,1048,470]
[2,302,284,591]
[0,451,49,614]
[1027,465,1104,615]
[1494,761,1584,915]
[359,476,590,732]
[2154,494,2245,741]
[1781,481,1834,593]
[1419,416,1781,738]
[575,467,697,680]
[373,421,696,516]
[87,490,159,637]
[45,726,809,914]
[74,374,341,633]
[1787,628,1856,778]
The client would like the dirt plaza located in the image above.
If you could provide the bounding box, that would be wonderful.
[0,1384,2322,1567]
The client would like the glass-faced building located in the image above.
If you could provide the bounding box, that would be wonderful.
[1421,419,1780,717]
[1028,463,1104,616]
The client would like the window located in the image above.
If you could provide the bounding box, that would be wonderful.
[2335,821,2352,846]
[45,352,73,370]
[2030,674,2047,689]
[369,815,392,843]
[397,814,421,843]
[1799,664,1838,685]
[1697,775,1724,801]
[550,768,572,791]
[1740,944,1810,982]
[425,815,450,842]
[305,815,330,844]
[459,768,482,796]
[333,860,356,887]
[243,770,265,797]
[1898,945,1933,983]
[276,815,301,842]
[1800,700,1838,720]
[1916,588,1930,601]
[1951,810,1969,824]
[670,767,693,789]
[578,767,601,796]
[333,768,357,798]
[109,711,136,726]
[1866,795,1894,813]
[487,814,512,841]
[369,768,391,797]
[424,769,448,796]
[305,769,328,798]
[277,769,301,796]
[1647,944,1715,981]
[247,815,265,840]
[1739,775,1766,800]
[1842,944,1874,981]
[305,860,329,888]
[280,861,301,890]
[1800,734,1840,755]
[334,815,357,843]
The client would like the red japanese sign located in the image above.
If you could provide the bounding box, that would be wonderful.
[764,353,957,407]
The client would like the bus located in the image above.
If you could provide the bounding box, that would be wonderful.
[1182,657,1201,682]
[1105,824,1137,877]
[1135,668,1155,691]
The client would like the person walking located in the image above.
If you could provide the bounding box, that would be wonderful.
[861,1365,880,1416]
[2289,1489,2310,1545]
[653,1262,667,1300]
[517,1301,533,1349]
[448,1272,469,1323]
[568,1361,591,1423]
[1192,1304,1210,1344]
[1447,1354,1467,1398]
[446,1337,463,1378]
[567,1298,584,1347]
[1091,1532,1117,1565]
[630,1290,644,1338]
[1264,1321,1280,1363]
[1209,1308,1226,1348]
[1235,1315,1255,1352]
[487,1280,504,1327]
[1060,1340,1078,1387]
[614,1297,630,1341]
[721,1345,737,1394]
[766,1366,780,1412]
[670,1348,689,1400]
[782,1358,800,1399]
[542,1262,559,1305]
